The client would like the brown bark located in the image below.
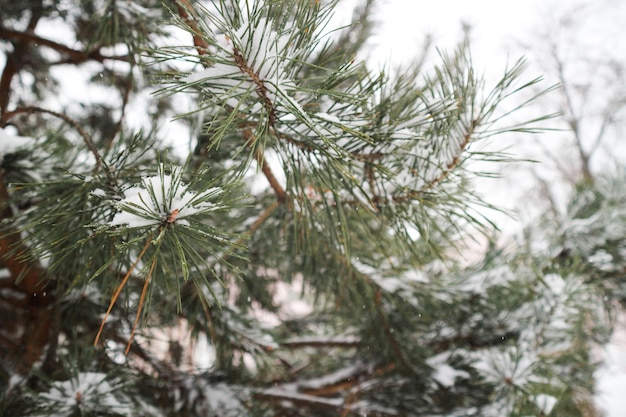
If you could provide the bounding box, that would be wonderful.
[174,0,210,58]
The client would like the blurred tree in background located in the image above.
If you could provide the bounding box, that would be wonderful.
[0,0,617,416]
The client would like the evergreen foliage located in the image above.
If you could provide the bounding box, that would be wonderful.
[0,0,614,416]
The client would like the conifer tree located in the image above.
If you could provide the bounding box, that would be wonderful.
[0,0,611,416]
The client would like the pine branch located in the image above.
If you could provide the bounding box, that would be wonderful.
[94,231,154,350]
[244,200,281,238]
[280,336,360,349]
[300,363,396,397]
[233,49,278,126]
[256,388,344,408]
[0,14,41,118]
[0,26,130,64]
[373,288,414,369]
[4,106,110,177]
[255,151,287,202]
[1,1,599,415]
[423,118,478,190]
[257,363,398,417]
[173,0,210,59]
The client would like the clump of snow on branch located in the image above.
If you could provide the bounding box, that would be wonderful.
[352,258,428,305]
[172,377,249,417]
[109,164,222,229]
[456,265,518,294]
[473,347,538,388]
[116,1,162,22]
[556,178,626,268]
[534,394,558,415]
[37,372,131,416]
[426,351,470,387]
[518,273,588,355]
[471,347,562,415]
[185,8,301,118]
[0,127,37,162]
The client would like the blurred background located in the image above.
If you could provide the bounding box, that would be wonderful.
[363,0,626,414]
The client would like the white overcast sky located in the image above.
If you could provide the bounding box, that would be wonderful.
[368,0,543,67]
[369,0,626,66]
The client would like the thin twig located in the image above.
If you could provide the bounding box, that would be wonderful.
[553,48,593,182]
[0,14,41,118]
[5,106,112,179]
[247,201,281,238]
[280,336,360,349]
[173,0,210,59]
[373,288,411,367]
[0,27,129,64]
[233,49,277,126]
[256,364,397,416]
[94,232,154,347]
[256,150,287,202]
[243,129,287,201]
[126,255,158,354]
[422,118,477,191]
